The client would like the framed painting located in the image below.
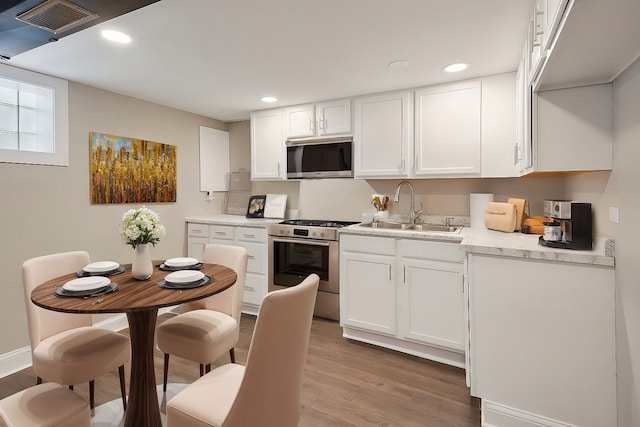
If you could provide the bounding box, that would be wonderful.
[90,132,176,204]
[246,195,266,218]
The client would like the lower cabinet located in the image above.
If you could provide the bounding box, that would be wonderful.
[187,222,267,314]
[467,253,616,427]
[340,233,465,367]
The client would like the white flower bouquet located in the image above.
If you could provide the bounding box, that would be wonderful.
[120,206,166,248]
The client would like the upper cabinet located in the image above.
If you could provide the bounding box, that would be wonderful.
[414,81,481,177]
[250,109,286,181]
[284,98,351,139]
[353,91,413,178]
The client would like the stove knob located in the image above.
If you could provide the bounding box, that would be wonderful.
[320,232,325,238]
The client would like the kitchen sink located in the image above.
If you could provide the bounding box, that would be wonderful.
[359,222,461,233]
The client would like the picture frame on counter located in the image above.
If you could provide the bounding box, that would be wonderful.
[246,195,266,218]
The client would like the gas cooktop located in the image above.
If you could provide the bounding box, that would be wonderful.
[268,219,360,241]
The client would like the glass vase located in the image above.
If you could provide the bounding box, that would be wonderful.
[131,243,153,280]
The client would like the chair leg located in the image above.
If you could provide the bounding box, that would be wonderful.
[89,380,95,410]
[68,385,74,390]
[229,348,236,363]
[205,364,211,374]
[119,365,127,410]
[199,364,204,377]
[36,376,42,385]
[163,353,170,392]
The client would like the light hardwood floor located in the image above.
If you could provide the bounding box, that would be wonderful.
[0,314,480,426]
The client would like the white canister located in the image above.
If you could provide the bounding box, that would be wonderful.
[543,221,563,241]
[470,193,494,229]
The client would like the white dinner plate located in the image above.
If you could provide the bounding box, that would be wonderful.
[165,270,205,284]
[63,276,111,292]
[84,261,120,273]
[164,257,199,268]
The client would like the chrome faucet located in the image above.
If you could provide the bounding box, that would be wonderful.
[393,181,423,224]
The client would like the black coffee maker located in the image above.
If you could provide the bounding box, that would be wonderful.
[539,201,593,250]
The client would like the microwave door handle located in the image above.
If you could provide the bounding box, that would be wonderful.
[272,237,331,247]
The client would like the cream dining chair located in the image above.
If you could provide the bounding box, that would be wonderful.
[166,273,319,427]
[156,244,248,391]
[22,251,131,411]
[0,382,90,427]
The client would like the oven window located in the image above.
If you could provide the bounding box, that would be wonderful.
[273,240,329,286]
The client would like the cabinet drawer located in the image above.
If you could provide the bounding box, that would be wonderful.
[398,239,463,262]
[340,234,395,256]
[234,226,266,243]
[235,241,266,274]
[187,223,210,238]
[209,225,234,240]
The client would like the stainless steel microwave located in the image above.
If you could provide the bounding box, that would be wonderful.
[286,137,353,179]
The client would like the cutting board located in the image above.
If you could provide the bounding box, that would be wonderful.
[264,194,287,218]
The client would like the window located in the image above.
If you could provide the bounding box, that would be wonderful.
[0,63,68,166]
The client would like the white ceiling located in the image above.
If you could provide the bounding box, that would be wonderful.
[7,0,535,122]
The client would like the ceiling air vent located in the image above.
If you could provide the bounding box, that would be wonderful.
[16,0,99,34]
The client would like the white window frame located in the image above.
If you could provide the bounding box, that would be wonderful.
[0,63,69,166]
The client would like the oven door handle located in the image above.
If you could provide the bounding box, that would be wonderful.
[271,237,331,247]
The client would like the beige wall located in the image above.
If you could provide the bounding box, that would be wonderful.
[0,82,226,354]
[565,58,640,426]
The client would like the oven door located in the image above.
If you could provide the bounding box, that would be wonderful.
[268,236,338,293]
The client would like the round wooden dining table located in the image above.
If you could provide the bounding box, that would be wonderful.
[31,262,237,427]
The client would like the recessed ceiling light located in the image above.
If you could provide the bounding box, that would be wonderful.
[101,29,131,44]
[389,60,409,69]
[443,63,469,73]
[260,96,278,103]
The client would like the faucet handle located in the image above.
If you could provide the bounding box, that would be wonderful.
[413,202,424,223]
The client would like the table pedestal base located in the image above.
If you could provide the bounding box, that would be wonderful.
[125,309,161,427]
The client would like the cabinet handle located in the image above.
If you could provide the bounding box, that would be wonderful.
[214,231,227,235]
[277,161,281,175]
[248,255,255,259]
[309,119,315,131]
[192,229,202,234]
[403,265,406,283]
[244,285,255,292]
[319,118,325,131]
[242,233,255,238]
[389,265,392,281]
[401,158,406,172]
[513,143,519,165]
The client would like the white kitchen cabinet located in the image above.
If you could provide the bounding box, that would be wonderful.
[353,91,413,178]
[529,83,612,174]
[398,239,464,351]
[514,52,533,175]
[480,73,518,178]
[527,0,546,85]
[186,222,268,314]
[467,253,615,427]
[284,98,351,139]
[340,233,465,367]
[414,80,481,177]
[250,109,285,181]
[542,0,569,51]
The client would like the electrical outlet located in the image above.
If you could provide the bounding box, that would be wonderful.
[608,207,620,223]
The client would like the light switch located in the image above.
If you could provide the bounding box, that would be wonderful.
[608,207,620,223]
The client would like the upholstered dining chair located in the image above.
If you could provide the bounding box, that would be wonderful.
[156,244,248,391]
[0,382,90,427]
[22,251,131,411]
[166,273,319,427]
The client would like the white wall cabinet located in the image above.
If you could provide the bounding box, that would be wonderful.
[467,253,615,427]
[527,0,546,85]
[353,91,412,178]
[542,0,569,51]
[250,109,286,181]
[187,222,267,314]
[340,234,465,367]
[414,80,481,177]
[284,98,351,139]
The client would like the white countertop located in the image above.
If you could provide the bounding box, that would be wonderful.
[185,214,282,226]
[340,224,614,267]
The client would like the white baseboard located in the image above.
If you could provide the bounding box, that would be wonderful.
[482,400,576,427]
[0,307,176,379]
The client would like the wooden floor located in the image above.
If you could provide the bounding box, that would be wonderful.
[0,313,481,426]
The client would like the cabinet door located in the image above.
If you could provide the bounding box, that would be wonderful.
[527,0,546,85]
[542,0,569,51]
[354,91,412,178]
[340,252,396,336]
[250,109,285,180]
[188,236,209,261]
[284,104,315,139]
[399,258,464,351]
[415,81,481,177]
[243,273,266,306]
[316,99,351,136]
[480,73,518,178]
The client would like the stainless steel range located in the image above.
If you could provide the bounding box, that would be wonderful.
[267,219,358,320]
